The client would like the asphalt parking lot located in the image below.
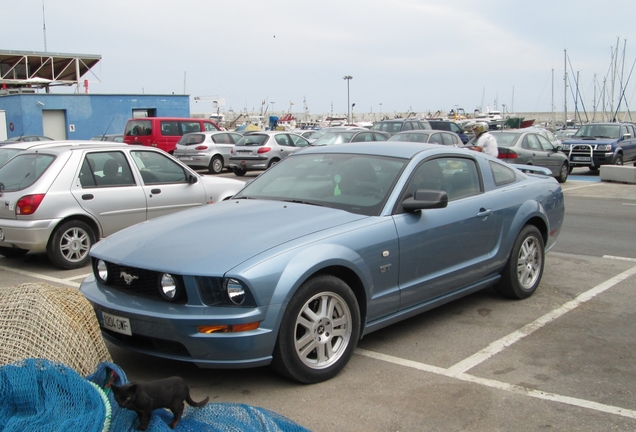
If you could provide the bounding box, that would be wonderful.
[1,172,635,431]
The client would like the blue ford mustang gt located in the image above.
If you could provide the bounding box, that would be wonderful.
[80,141,564,383]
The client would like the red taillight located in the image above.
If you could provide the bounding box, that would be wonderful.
[257,147,272,154]
[194,145,209,150]
[16,194,46,215]
[497,150,517,160]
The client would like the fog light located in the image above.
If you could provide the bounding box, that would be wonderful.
[226,278,246,305]
[160,274,178,300]
[96,260,108,283]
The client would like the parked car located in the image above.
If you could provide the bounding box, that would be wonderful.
[80,141,564,383]
[91,134,124,142]
[0,142,244,269]
[1,135,54,143]
[524,127,562,147]
[229,131,310,176]
[428,120,470,143]
[560,122,636,171]
[388,130,463,146]
[370,118,431,136]
[306,126,365,143]
[174,131,243,174]
[123,117,221,154]
[488,129,570,183]
[554,128,578,141]
[310,129,390,146]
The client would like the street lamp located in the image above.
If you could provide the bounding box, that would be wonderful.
[343,75,353,123]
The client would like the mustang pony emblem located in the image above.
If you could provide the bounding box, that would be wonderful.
[120,271,139,285]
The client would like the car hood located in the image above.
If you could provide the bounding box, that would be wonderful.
[563,137,617,145]
[90,199,366,275]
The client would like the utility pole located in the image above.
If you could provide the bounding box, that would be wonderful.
[343,76,353,123]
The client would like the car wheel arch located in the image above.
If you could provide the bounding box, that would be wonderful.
[504,205,549,256]
[48,214,102,247]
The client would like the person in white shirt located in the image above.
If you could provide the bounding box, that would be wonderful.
[469,122,498,157]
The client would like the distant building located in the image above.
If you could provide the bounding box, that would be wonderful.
[0,50,190,140]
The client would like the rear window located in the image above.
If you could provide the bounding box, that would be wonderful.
[430,122,451,131]
[236,134,268,146]
[0,153,56,191]
[490,133,520,147]
[124,120,152,136]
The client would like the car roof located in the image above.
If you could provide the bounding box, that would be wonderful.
[15,141,133,155]
[296,140,459,159]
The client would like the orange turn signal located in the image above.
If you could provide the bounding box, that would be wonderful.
[198,322,260,334]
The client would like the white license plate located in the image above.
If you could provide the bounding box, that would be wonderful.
[573,156,591,161]
[179,156,192,161]
[101,311,132,336]
[0,228,3,241]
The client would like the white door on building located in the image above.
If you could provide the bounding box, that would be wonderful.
[42,110,67,140]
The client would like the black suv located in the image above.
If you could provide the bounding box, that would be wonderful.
[428,120,470,144]
[371,118,431,136]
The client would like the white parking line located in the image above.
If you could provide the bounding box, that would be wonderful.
[357,262,636,420]
[0,265,81,288]
[562,183,603,192]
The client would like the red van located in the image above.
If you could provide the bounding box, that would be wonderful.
[123,117,221,153]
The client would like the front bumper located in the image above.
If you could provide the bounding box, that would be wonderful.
[0,217,60,253]
[80,274,282,368]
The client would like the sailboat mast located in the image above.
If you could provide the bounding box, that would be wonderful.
[564,49,568,127]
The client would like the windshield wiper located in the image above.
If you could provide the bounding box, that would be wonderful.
[282,199,323,207]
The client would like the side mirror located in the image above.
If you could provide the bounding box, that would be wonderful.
[402,190,448,212]
[623,133,632,140]
[187,173,199,184]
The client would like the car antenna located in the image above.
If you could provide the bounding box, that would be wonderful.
[101,117,115,140]
[18,122,33,140]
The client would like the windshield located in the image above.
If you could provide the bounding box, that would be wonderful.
[311,132,357,146]
[0,153,56,191]
[574,124,620,139]
[234,153,407,216]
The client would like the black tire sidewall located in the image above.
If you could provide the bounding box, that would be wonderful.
[273,275,360,384]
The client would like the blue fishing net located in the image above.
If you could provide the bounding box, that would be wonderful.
[0,359,311,432]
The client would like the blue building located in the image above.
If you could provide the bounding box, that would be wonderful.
[0,50,190,141]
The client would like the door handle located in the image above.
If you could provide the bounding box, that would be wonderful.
[476,208,493,218]
[151,189,161,194]
[81,194,94,200]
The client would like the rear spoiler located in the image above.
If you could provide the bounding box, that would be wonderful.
[512,164,551,176]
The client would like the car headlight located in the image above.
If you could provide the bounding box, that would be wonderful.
[596,144,612,151]
[561,144,570,150]
[226,278,246,305]
[94,259,109,283]
[159,273,180,301]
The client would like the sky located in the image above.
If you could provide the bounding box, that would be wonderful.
[3,0,636,119]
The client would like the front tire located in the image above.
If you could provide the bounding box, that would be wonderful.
[208,155,224,174]
[613,154,624,166]
[272,275,360,383]
[494,225,544,299]
[47,220,95,269]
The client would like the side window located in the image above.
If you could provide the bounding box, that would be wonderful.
[212,133,232,144]
[182,122,202,134]
[402,122,413,131]
[443,158,481,200]
[450,123,462,134]
[374,132,388,141]
[490,160,517,186]
[429,133,444,145]
[82,151,135,188]
[204,122,217,131]
[536,135,554,151]
[275,134,292,147]
[131,151,188,184]
[524,134,541,150]
[161,121,180,136]
[289,134,309,147]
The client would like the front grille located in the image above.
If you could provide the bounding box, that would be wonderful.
[95,259,188,303]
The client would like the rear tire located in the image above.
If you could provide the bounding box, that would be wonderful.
[0,246,28,259]
[267,158,280,169]
[556,162,569,183]
[494,225,544,299]
[272,275,360,383]
[208,156,224,174]
[47,220,95,269]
